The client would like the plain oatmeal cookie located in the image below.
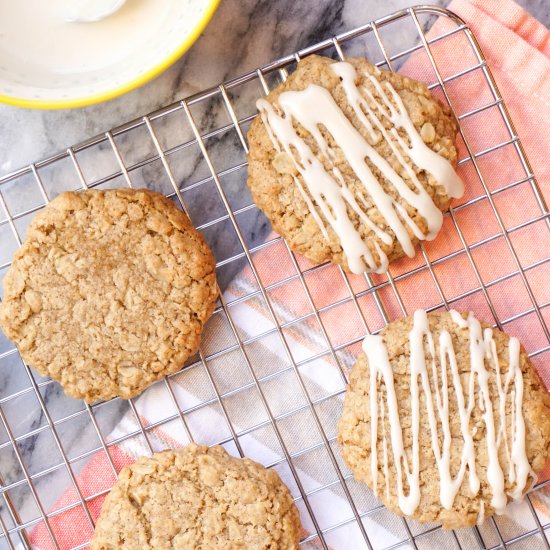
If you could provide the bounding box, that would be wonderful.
[0,188,217,402]
[338,310,550,529]
[247,55,462,274]
[91,444,302,549]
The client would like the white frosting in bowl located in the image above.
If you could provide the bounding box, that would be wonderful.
[63,0,128,23]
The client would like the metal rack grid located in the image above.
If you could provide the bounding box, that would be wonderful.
[0,4,548,549]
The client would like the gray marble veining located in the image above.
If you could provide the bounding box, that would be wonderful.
[0,0,548,545]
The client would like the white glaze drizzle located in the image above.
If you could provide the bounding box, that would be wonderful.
[477,501,485,526]
[363,309,532,517]
[257,61,464,274]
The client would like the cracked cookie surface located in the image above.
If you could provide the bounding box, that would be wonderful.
[0,188,217,402]
[91,444,301,549]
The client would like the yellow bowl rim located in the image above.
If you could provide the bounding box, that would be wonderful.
[0,0,221,110]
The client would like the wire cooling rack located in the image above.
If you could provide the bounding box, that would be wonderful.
[0,4,549,550]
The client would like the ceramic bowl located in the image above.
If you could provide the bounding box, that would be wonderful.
[0,0,220,109]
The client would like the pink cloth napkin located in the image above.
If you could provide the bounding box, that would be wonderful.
[393,0,550,382]
[433,0,550,201]
[28,0,550,548]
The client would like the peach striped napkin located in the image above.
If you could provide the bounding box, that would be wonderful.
[28,0,550,547]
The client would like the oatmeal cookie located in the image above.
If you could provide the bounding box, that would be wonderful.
[338,310,550,528]
[0,188,217,402]
[247,55,463,274]
[91,444,301,549]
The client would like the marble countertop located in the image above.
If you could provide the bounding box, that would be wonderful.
[0,0,548,546]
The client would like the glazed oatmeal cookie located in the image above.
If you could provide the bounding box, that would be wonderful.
[247,54,463,274]
[338,310,550,528]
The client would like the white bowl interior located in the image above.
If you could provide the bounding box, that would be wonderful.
[0,0,212,102]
